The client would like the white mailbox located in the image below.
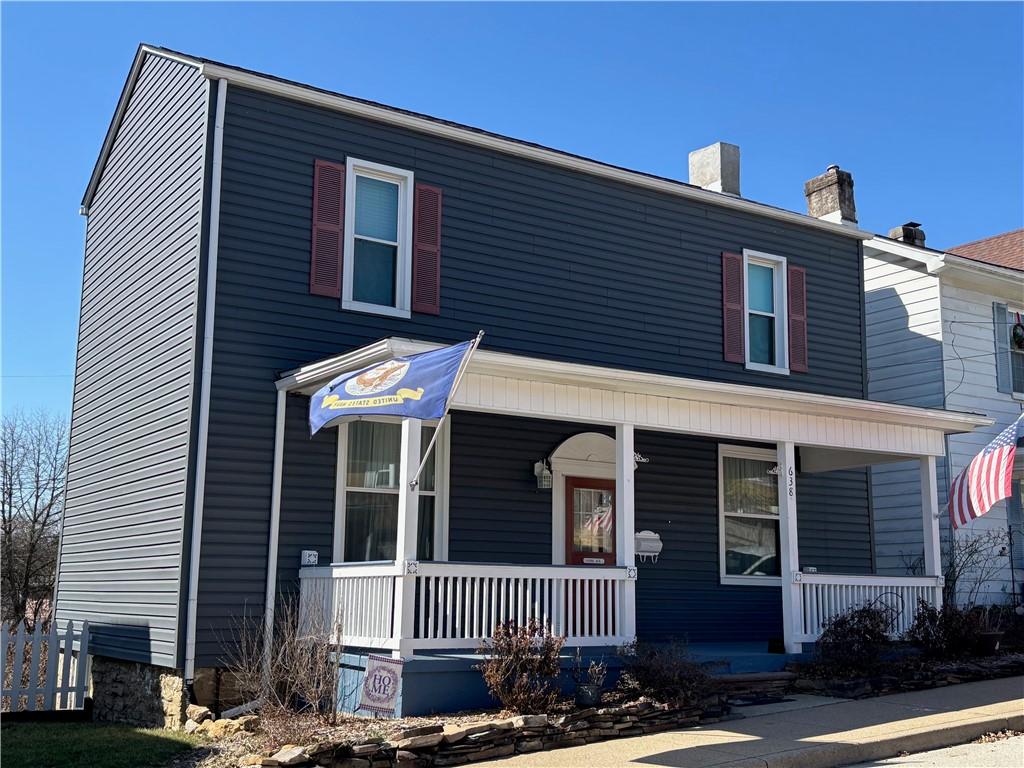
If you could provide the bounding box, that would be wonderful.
[635,530,663,563]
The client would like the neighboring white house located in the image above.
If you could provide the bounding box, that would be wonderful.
[865,226,1024,603]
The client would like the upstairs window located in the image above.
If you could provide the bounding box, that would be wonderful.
[744,250,789,374]
[342,158,414,318]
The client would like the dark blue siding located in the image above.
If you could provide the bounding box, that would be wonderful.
[196,84,866,664]
[448,413,612,564]
[277,395,337,596]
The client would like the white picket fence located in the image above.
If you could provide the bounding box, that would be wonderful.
[1,620,90,711]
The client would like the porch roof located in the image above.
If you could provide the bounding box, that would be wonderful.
[276,337,990,442]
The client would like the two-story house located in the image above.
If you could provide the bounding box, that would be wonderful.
[55,45,988,722]
[865,226,1023,600]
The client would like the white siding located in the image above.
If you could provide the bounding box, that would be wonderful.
[942,280,1024,602]
[864,252,945,575]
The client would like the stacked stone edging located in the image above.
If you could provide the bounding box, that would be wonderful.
[247,695,730,767]
[793,652,1024,699]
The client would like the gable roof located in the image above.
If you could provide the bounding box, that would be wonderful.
[82,45,870,241]
[948,229,1023,272]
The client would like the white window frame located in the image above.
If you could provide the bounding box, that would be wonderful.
[743,249,789,376]
[332,416,450,563]
[718,444,783,586]
[1007,305,1024,399]
[342,157,414,319]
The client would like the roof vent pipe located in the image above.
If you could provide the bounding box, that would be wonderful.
[888,221,927,247]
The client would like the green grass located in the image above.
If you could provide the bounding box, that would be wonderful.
[0,721,205,768]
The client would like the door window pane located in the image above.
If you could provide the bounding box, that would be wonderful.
[352,239,397,306]
[354,176,399,241]
[748,263,775,313]
[724,516,780,576]
[723,456,779,515]
[749,314,775,365]
[344,492,398,561]
[572,487,614,554]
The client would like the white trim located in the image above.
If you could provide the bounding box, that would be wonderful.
[776,441,801,652]
[81,46,207,212]
[261,389,287,673]
[276,338,990,438]
[341,157,414,318]
[718,445,783,587]
[187,57,870,242]
[184,78,227,681]
[864,236,1023,296]
[332,417,448,564]
[743,249,789,376]
[548,433,616,565]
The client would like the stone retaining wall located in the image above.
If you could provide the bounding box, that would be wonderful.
[248,696,731,768]
[90,656,187,728]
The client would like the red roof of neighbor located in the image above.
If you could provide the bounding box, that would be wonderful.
[948,229,1024,272]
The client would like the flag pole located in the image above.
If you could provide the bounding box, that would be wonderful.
[409,330,485,490]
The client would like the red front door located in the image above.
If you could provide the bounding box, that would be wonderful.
[565,476,616,566]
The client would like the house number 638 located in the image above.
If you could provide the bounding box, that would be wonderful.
[787,466,795,497]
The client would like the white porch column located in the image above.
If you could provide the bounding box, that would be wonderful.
[393,418,422,657]
[777,441,802,653]
[615,424,637,641]
[920,456,944,607]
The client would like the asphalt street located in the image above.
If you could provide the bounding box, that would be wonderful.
[853,734,1024,767]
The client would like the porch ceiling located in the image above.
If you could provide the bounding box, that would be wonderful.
[276,337,990,457]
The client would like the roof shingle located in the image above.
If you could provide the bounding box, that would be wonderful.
[948,229,1024,272]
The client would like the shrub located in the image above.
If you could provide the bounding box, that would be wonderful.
[616,640,714,706]
[222,595,342,727]
[905,599,983,659]
[477,619,565,713]
[815,605,891,678]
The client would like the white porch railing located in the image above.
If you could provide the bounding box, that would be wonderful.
[298,562,401,649]
[298,561,634,653]
[795,572,943,643]
[411,562,631,649]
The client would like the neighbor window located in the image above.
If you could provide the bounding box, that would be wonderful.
[719,446,781,584]
[1008,307,1024,395]
[340,420,441,562]
[744,250,788,374]
[343,158,414,317]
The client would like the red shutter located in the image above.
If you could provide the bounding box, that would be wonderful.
[788,265,809,373]
[412,183,443,315]
[722,251,745,363]
[309,159,345,298]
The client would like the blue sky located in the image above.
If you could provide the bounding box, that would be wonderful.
[2,1,1022,416]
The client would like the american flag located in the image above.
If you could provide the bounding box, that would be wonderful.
[949,413,1024,529]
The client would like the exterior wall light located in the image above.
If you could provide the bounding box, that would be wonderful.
[534,459,553,489]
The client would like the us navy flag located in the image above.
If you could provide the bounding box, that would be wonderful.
[309,340,473,435]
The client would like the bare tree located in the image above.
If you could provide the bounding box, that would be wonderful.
[1,410,68,625]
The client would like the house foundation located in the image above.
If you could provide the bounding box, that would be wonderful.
[90,656,188,728]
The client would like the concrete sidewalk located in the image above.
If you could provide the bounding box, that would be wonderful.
[475,676,1024,768]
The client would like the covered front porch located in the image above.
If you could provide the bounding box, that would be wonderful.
[267,338,986,661]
